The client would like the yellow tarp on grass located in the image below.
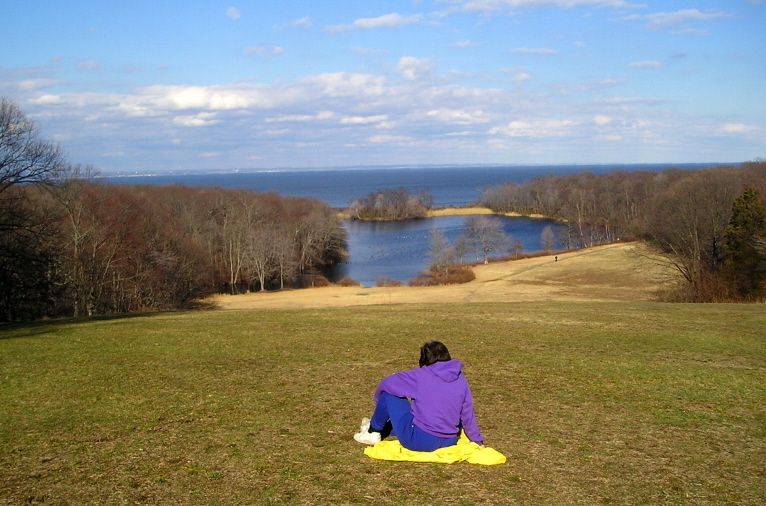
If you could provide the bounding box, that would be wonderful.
[363,433,506,466]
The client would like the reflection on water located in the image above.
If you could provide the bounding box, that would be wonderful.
[326,216,563,287]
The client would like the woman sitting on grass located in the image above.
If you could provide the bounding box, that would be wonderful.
[354,341,484,451]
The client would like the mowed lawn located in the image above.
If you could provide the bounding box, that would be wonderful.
[1,302,764,505]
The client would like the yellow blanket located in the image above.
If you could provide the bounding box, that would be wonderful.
[363,433,506,465]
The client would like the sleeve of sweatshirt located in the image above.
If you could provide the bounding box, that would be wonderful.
[460,379,484,445]
[373,369,419,402]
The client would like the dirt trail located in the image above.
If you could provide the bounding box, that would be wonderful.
[209,242,679,310]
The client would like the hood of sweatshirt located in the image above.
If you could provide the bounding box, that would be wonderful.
[425,359,463,382]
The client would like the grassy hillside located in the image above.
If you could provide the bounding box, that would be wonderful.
[1,302,764,505]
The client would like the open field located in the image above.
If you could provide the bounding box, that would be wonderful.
[2,299,764,505]
[212,242,679,310]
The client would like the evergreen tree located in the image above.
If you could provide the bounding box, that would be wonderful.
[723,186,766,299]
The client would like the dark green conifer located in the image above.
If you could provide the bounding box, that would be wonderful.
[723,186,766,299]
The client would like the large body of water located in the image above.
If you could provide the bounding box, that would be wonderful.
[332,215,561,287]
[105,163,717,209]
[105,163,719,286]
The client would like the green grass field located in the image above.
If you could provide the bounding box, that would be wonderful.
[1,302,764,505]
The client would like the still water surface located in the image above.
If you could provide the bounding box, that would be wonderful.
[327,215,563,287]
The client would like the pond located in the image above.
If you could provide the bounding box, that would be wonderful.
[326,215,564,287]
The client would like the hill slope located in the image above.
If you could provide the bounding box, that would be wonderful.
[211,242,679,309]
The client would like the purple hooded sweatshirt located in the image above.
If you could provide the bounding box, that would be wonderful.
[373,359,484,445]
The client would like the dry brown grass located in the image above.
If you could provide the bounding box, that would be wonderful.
[210,242,679,310]
[426,206,545,218]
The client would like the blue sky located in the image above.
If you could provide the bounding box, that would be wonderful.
[1,0,764,173]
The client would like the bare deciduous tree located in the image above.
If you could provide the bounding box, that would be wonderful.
[0,98,69,321]
[464,216,509,264]
[427,227,454,275]
[0,97,67,195]
[541,225,556,253]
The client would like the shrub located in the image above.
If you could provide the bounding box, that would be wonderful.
[337,277,361,287]
[307,275,332,287]
[409,265,475,286]
[376,276,404,287]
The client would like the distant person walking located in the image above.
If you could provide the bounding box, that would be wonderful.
[353,341,484,452]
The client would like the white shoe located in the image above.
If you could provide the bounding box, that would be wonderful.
[353,417,381,445]
[353,430,381,445]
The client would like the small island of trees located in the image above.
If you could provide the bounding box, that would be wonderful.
[347,187,434,220]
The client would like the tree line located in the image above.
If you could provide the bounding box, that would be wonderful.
[0,98,346,322]
[480,163,766,301]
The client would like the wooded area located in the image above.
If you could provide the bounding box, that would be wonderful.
[0,98,346,322]
[480,162,766,301]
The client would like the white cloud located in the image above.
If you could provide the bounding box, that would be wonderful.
[595,96,666,106]
[28,94,63,105]
[490,119,577,137]
[451,40,476,48]
[396,56,435,80]
[17,78,61,91]
[629,60,664,69]
[10,66,759,170]
[225,7,241,20]
[367,134,412,143]
[626,9,732,30]
[511,72,533,82]
[243,46,284,56]
[352,47,387,56]
[173,112,220,127]
[302,72,387,97]
[457,0,643,14]
[427,108,487,124]
[292,17,313,28]
[118,84,297,111]
[265,128,291,136]
[594,115,612,125]
[326,13,422,32]
[78,60,100,70]
[341,115,389,124]
[720,123,759,134]
[266,111,335,123]
[511,47,558,55]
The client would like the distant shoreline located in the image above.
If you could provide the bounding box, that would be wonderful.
[338,205,548,221]
[427,206,547,219]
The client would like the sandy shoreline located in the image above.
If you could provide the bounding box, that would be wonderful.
[209,242,679,310]
[337,205,548,220]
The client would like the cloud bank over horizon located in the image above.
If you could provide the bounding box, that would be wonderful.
[1,0,763,172]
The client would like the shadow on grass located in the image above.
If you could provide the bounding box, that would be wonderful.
[0,310,188,340]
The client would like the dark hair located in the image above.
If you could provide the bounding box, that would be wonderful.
[419,341,451,367]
